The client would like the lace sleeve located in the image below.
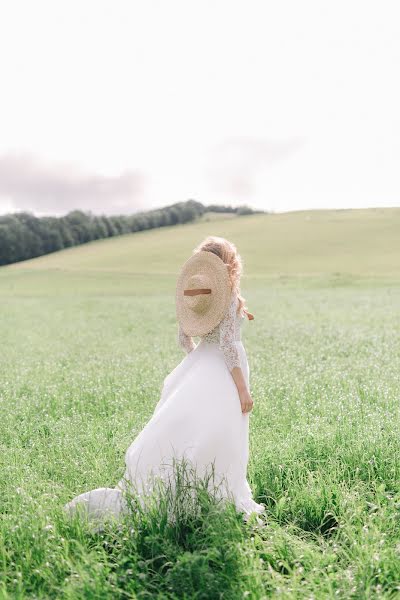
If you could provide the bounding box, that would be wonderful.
[178,323,196,354]
[219,294,241,372]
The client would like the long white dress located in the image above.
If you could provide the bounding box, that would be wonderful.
[64,291,265,526]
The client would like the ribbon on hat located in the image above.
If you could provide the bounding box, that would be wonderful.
[183,288,211,296]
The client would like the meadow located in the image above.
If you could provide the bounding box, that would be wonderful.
[1,208,400,598]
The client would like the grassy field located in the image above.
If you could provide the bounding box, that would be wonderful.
[1,208,400,598]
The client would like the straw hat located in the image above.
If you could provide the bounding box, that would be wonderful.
[176,250,232,337]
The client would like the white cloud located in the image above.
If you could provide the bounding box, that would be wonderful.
[0,153,146,216]
[205,136,306,202]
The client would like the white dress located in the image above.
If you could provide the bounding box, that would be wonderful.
[64,291,265,526]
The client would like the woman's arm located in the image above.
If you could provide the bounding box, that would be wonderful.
[219,294,254,414]
[230,367,254,414]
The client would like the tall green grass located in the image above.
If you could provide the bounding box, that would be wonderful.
[1,210,400,597]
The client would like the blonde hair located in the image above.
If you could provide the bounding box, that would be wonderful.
[192,235,247,316]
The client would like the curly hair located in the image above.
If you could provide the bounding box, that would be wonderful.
[192,235,247,316]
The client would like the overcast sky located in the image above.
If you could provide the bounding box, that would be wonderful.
[0,0,399,216]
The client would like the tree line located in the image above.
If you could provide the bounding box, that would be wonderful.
[0,200,263,266]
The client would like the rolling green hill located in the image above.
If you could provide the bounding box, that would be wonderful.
[1,208,399,297]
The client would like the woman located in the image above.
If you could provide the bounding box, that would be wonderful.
[64,236,265,526]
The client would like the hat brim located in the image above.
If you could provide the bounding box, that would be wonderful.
[176,251,232,337]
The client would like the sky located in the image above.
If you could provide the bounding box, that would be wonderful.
[0,0,399,217]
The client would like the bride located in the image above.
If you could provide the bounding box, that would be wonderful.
[64,236,266,526]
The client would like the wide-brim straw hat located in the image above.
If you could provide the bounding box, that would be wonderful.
[176,250,232,337]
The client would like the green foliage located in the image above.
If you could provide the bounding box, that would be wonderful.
[0,199,263,267]
[96,458,256,598]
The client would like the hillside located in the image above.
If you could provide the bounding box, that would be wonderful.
[1,208,400,296]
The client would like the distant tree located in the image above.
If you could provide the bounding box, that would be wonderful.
[58,218,76,247]
[166,207,181,225]
[64,210,94,244]
[40,216,65,253]
[13,212,44,259]
[236,205,254,215]
[91,216,109,240]
[205,204,236,213]
[100,215,117,237]
[0,199,262,267]
[0,220,23,265]
[147,209,165,228]
[108,215,130,235]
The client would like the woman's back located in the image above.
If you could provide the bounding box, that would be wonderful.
[202,292,243,343]
[178,292,245,372]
